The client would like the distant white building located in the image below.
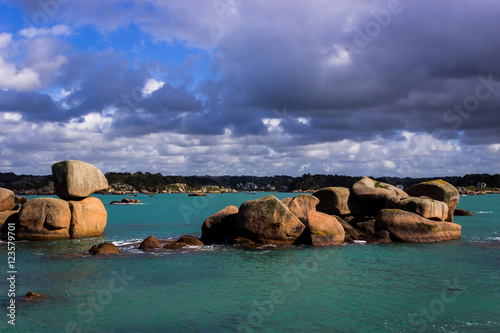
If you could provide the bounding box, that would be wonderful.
[477,182,487,188]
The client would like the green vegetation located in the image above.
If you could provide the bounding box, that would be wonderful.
[1,171,500,193]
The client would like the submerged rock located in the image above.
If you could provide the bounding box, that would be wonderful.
[89,242,120,255]
[25,291,46,300]
[177,235,203,245]
[374,209,461,242]
[454,209,473,216]
[163,242,188,250]
[138,236,162,250]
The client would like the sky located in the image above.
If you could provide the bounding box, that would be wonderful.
[0,0,500,177]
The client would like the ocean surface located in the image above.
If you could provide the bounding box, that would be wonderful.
[1,193,499,333]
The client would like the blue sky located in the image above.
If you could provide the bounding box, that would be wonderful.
[1,0,500,177]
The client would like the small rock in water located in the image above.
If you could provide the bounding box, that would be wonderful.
[89,242,120,255]
[26,291,45,299]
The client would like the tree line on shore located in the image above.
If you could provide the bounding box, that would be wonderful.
[1,171,499,193]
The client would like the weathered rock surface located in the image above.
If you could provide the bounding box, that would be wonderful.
[89,242,120,255]
[313,187,364,216]
[177,235,204,245]
[68,197,107,238]
[282,194,319,223]
[0,211,19,238]
[235,195,305,245]
[385,195,449,221]
[0,188,16,212]
[138,236,162,250]
[304,211,345,246]
[201,205,238,244]
[374,209,461,242]
[15,196,29,207]
[406,180,460,222]
[17,198,71,240]
[52,160,108,200]
[352,177,408,205]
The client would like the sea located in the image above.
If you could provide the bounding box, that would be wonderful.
[1,193,499,333]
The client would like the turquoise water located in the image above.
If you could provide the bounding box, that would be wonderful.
[1,193,499,332]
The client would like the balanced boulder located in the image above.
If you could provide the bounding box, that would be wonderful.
[352,177,408,205]
[374,209,461,242]
[201,205,238,244]
[385,195,448,221]
[17,198,71,240]
[235,195,305,245]
[313,187,363,216]
[0,188,16,212]
[304,211,345,246]
[52,160,108,200]
[68,197,107,238]
[406,180,460,222]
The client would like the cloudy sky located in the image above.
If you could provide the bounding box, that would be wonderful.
[1,0,499,177]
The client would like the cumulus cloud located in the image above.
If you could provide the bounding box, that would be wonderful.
[18,24,72,39]
[2,0,500,175]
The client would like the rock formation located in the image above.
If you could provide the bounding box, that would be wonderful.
[14,160,108,241]
[199,176,463,246]
[52,160,108,200]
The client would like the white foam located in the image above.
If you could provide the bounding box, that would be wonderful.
[476,211,493,214]
[354,240,367,244]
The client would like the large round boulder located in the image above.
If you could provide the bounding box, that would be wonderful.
[52,160,109,200]
[304,211,345,246]
[282,194,319,223]
[374,209,461,242]
[201,205,238,244]
[406,180,460,222]
[0,188,16,212]
[235,195,305,245]
[17,198,71,240]
[352,177,408,205]
[385,195,449,221]
[68,197,107,238]
[312,187,364,216]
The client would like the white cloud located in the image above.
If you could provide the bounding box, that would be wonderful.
[142,78,165,97]
[0,57,41,91]
[18,25,73,39]
[0,33,12,48]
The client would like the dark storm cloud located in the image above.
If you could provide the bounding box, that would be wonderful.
[0,90,61,121]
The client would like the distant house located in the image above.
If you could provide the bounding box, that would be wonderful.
[477,182,487,188]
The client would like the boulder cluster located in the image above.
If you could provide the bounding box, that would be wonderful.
[201,177,463,246]
[8,160,109,240]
